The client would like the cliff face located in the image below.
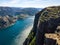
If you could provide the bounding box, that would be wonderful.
[24,6,60,45]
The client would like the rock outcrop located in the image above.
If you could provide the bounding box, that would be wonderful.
[24,6,60,45]
[0,15,17,29]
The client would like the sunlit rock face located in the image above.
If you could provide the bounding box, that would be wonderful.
[0,15,17,29]
[24,6,60,45]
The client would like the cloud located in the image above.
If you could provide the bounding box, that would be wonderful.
[0,0,20,6]
[0,0,60,8]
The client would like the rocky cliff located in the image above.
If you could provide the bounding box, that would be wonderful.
[0,15,17,29]
[24,6,60,45]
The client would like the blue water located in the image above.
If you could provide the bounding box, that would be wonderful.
[0,16,34,45]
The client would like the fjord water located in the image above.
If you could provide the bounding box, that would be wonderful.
[0,16,34,45]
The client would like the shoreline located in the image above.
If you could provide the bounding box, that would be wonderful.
[12,25,33,45]
[0,22,16,30]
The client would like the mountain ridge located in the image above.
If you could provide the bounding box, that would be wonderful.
[0,7,42,16]
[24,6,60,45]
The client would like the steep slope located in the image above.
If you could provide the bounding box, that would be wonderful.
[0,15,17,29]
[24,6,60,45]
[0,7,14,16]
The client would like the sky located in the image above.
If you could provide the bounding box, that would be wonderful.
[0,0,60,8]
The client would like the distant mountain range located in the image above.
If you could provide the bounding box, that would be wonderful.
[0,7,42,16]
[0,7,42,29]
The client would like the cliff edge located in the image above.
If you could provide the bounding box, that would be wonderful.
[24,6,60,45]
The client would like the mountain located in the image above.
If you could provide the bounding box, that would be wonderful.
[17,8,42,16]
[0,7,42,29]
[24,6,60,45]
[0,7,42,16]
[0,15,17,29]
[0,7,14,16]
[12,7,42,16]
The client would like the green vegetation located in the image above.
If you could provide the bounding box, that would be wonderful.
[26,30,36,45]
[29,36,36,45]
[28,32,34,39]
[24,6,60,45]
[39,7,60,23]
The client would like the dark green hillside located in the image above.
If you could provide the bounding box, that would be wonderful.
[20,8,42,15]
[0,7,42,16]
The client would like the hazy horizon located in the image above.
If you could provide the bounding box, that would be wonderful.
[0,0,60,8]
